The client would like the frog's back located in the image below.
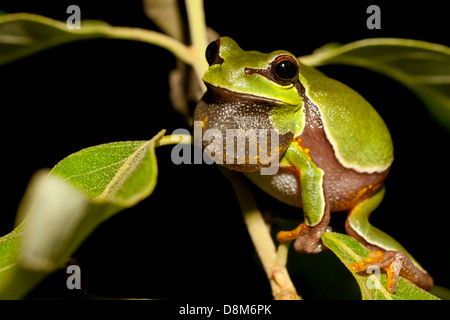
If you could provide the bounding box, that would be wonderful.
[298,63,393,174]
[246,63,393,211]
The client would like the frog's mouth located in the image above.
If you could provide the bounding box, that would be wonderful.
[203,82,289,104]
[193,84,294,172]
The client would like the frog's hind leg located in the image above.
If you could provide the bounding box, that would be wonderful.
[345,187,433,293]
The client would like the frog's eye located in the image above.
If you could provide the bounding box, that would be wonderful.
[271,55,299,85]
[205,39,223,66]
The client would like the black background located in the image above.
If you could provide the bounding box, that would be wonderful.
[1,0,449,302]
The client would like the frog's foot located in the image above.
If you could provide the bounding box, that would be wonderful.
[276,212,331,254]
[350,250,434,293]
[276,223,307,242]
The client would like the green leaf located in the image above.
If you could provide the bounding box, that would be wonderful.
[430,285,450,300]
[0,130,165,299]
[300,38,450,130]
[0,223,23,286]
[0,13,192,66]
[50,137,161,206]
[322,232,439,300]
[0,13,111,66]
[0,171,91,299]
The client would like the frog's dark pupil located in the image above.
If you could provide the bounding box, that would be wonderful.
[205,41,218,65]
[275,60,297,80]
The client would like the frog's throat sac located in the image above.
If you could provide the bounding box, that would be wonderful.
[193,85,294,172]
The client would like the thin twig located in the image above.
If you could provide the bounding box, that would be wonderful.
[185,0,209,88]
[227,171,301,300]
[155,134,192,147]
[105,26,193,65]
[151,1,301,300]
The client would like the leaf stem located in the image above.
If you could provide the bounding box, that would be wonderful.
[227,171,301,300]
[155,134,192,147]
[104,26,193,65]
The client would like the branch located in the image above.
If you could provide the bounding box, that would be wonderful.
[104,26,193,65]
[185,0,209,88]
[226,170,301,300]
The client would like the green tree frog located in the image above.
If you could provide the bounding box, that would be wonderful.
[193,37,433,293]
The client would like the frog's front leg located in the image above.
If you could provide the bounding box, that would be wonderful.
[276,143,331,254]
[346,187,433,293]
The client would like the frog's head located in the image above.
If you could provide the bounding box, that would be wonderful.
[193,37,304,172]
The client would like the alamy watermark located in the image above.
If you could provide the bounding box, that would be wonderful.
[66,264,81,290]
[66,5,81,30]
[365,265,383,290]
[367,5,381,29]
[62,4,379,175]
[170,121,280,175]
[66,4,381,31]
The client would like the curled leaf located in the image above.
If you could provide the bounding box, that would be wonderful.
[0,13,110,66]
[0,13,192,66]
[0,131,165,299]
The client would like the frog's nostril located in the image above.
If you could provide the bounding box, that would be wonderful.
[244,67,271,79]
